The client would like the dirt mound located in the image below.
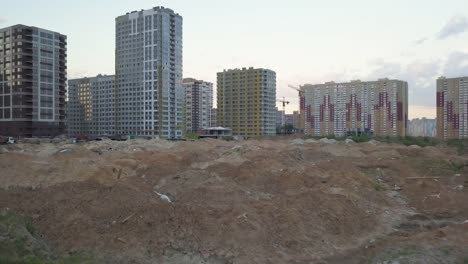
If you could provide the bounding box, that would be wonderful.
[0,139,467,263]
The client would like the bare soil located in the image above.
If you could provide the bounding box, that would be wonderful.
[0,138,467,263]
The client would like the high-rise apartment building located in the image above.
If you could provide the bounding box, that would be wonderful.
[183,78,213,133]
[437,76,468,139]
[115,6,183,139]
[67,75,115,137]
[217,67,276,137]
[210,108,217,127]
[0,25,67,137]
[301,78,408,137]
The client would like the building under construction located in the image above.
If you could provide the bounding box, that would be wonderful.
[300,78,408,137]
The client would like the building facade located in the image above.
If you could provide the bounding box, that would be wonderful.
[115,6,183,139]
[276,108,285,128]
[217,67,276,137]
[67,75,116,137]
[437,76,468,139]
[408,118,436,137]
[210,108,217,127]
[0,25,67,137]
[301,79,408,137]
[284,111,301,130]
[183,78,213,133]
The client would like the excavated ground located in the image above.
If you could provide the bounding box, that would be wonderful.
[0,138,467,263]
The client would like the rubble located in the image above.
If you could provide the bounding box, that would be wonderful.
[305,139,319,144]
[319,138,336,144]
[291,139,305,145]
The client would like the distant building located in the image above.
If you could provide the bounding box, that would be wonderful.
[198,127,232,139]
[210,108,217,127]
[0,25,67,137]
[291,111,301,130]
[217,67,276,137]
[115,6,184,138]
[301,78,408,137]
[276,107,285,127]
[67,75,116,137]
[183,78,213,133]
[282,111,301,129]
[408,118,436,137]
[437,76,468,139]
[275,111,301,134]
[276,109,301,133]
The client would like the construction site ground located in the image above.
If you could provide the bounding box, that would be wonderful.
[0,138,468,263]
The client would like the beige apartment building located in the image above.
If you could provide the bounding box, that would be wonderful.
[301,78,408,137]
[217,67,276,136]
[437,76,468,139]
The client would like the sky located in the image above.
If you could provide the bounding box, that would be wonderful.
[1,0,468,119]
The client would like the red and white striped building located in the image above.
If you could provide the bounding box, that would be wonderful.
[437,76,468,140]
[300,78,408,137]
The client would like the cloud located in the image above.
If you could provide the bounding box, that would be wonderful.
[0,18,6,25]
[437,15,468,39]
[413,37,428,45]
[365,51,468,115]
[442,51,468,77]
[68,69,95,80]
[367,59,441,108]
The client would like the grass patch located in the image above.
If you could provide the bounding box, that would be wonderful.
[448,162,465,172]
[0,210,94,264]
[351,134,371,143]
[447,139,468,155]
[439,245,453,256]
[374,182,386,191]
[184,133,199,140]
[417,159,465,176]
[372,247,421,263]
[375,136,439,147]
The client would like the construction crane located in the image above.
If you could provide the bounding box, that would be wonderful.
[277,97,290,133]
[288,84,303,95]
[277,96,290,114]
[288,84,305,132]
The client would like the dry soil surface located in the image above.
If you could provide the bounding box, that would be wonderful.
[0,138,467,263]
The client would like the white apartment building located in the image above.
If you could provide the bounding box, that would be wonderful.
[115,6,183,139]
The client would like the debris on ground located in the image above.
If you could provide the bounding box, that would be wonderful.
[154,191,172,203]
[305,139,318,144]
[291,139,305,145]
